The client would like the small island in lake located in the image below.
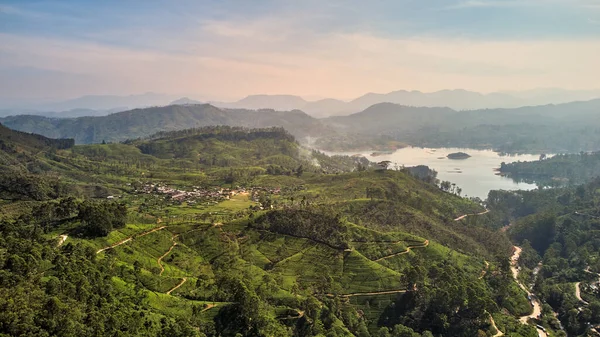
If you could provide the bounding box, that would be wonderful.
[447,152,471,160]
[371,150,394,157]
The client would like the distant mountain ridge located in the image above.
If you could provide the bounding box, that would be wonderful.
[212,88,600,117]
[320,99,600,153]
[169,97,203,105]
[5,88,600,119]
[0,92,179,119]
[33,92,176,111]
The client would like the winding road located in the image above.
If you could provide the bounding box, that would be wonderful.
[96,226,167,254]
[575,282,588,305]
[157,235,179,276]
[166,277,187,295]
[373,240,429,262]
[454,209,489,221]
[489,313,504,337]
[511,246,547,337]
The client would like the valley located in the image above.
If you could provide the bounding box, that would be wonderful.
[4,2,600,336]
[1,123,549,336]
[4,109,600,336]
[1,78,598,337]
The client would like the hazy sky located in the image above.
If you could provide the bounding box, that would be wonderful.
[1,0,600,102]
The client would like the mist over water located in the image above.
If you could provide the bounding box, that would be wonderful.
[337,147,542,200]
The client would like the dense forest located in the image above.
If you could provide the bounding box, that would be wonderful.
[499,151,600,186]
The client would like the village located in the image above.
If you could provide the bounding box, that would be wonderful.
[134,182,282,205]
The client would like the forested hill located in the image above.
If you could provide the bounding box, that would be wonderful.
[0,104,330,144]
[499,151,600,186]
[322,99,600,153]
[0,124,75,201]
[0,122,74,151]
[74,125,371,175]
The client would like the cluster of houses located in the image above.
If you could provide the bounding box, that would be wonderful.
[135,183,281,204]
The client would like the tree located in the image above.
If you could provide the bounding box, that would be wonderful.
[378,327,392,337]
[392,324,419,337]
[78,200,127,237]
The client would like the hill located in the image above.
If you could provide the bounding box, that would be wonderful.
[0,125,536,336]
[322,99,600,153]
[0,122,74,151]
[0,104,330,144]
[170,97,203,105]
[74,126,371,178]
[0,123,75,200]
[215,94,309,111]
[499,151,600,186]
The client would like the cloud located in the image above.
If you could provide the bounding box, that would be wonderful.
[2,1,600,101]
[2,19,600,102]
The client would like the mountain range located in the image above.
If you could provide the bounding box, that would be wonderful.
[320,98,600,153]
[211,88,600,117]
[4,88,600,119]
[0,92,178,118]
[4,97,600,154]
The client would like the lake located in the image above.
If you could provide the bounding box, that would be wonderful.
[339,147,542,200]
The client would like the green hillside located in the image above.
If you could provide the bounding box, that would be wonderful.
[0,123,76,200]
[0,104,330,144]
[0,125,535,336]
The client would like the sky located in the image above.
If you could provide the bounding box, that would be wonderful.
[1,0,600,103]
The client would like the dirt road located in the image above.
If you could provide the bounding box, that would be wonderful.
[489,313,504,337]
[374,240,429,262]
[166,277,187,295]
[96,226,167,254]
[480,260,490,280]
[157,235,179,276]
[575,282,589,305]
[454,209,489,221]
[511,246,546,337]
[57,234,68,247]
